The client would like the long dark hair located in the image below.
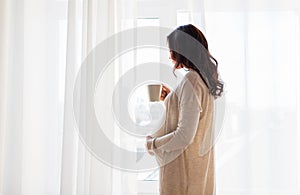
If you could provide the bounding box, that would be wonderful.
[167,24,224,98]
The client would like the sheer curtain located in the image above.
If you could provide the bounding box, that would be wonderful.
[60,0,123,194]
[204,0,300,194]
[0,0,68,194]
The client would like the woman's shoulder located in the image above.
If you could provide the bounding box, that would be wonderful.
[173,69,208,94]
[180,69,210,96]
[184,69,206,86]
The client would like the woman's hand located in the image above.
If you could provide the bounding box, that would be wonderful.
[145,135,154,156]
[160,85,171,101]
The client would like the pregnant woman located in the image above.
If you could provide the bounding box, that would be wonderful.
[146,24,224,195]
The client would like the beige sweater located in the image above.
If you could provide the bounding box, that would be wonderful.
[151,69,215,195]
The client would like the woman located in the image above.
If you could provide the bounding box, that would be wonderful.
[145,24,223,195]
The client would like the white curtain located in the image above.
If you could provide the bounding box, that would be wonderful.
[1,0,300,195]
[0,0,68,194]
[204,1,300,194]
[60,0,135,194]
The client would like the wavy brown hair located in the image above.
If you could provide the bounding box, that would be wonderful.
[167,24,224,98]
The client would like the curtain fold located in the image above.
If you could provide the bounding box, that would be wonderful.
[60,0,118,194]
[0,0,9,193]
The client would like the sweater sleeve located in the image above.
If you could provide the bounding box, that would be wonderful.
[153,75,202,152]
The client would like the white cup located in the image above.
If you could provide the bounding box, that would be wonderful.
[147,84,162,102]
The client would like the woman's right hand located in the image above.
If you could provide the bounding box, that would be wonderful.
[160,85,171,101]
